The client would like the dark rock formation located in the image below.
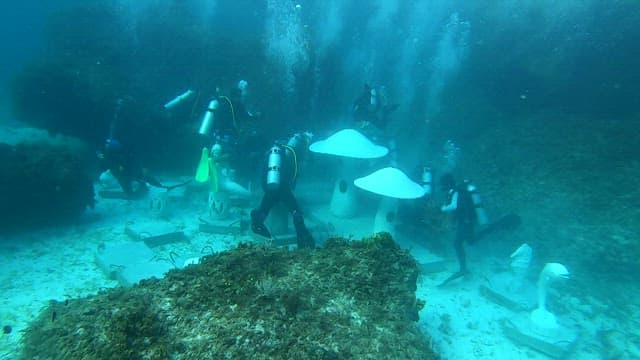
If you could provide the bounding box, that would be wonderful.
[0,134,94,232]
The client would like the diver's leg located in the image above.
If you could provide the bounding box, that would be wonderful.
[251,190,277,238]
[438,224,471,286]
[282,189,314,249]
[454,224,470,272]
[114,174,133,196]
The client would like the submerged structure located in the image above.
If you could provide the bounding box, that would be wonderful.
[19,233,437,359]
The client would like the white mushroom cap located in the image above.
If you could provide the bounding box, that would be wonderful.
[309,129,388,159]
[354,167,426,199]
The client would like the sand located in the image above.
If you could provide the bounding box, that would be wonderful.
[0,178,636,359]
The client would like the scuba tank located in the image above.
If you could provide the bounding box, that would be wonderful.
[164,89,195,109]
[370,88,378,107]
[198,99,219,135]
[466,181,489,226]
[421,167,433,195]
[266,145,283,191]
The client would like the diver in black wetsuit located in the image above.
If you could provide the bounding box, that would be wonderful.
[439,173,476,285]
[197,81,264,182]
[250,132,315,249]
[99,138,189,199]
[98,138,160,199]
[352,84,399,138]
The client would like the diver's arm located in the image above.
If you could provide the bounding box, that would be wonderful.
[441,191,458,212]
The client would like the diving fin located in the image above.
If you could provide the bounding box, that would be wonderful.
[163,179,193,191]
[438,270,469,287]
[251,222,272,239]
[195,147,210,183]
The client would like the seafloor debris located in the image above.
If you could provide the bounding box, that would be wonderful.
[19,233,437,359]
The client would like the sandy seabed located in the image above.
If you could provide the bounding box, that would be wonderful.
[0,177,637,360]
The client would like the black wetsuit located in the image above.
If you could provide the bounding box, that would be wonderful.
[447,184,476,272]
[102,144,162,199]
[250,143,314,249]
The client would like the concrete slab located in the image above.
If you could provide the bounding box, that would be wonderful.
[198,217,244,235]
[480,272,537,312]
[94,242,174,286]
[395,237,446,274]
[125,222,190,247]
[502,315,579,359]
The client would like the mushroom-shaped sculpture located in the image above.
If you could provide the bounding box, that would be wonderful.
[309,129,388,218]
[354,167,426,237]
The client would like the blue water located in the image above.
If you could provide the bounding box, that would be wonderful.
[1,1,639,359]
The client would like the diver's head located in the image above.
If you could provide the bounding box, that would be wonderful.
[439,173,456,192]
[287,131,313,150]
[105,138,122,151]
[237,80,248,98]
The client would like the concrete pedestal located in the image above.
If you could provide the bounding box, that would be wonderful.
[502,314,578,359]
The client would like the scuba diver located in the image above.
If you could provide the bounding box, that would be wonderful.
[250,132,315,249]
[352,84,399,138]
[437,173,522,286]
[352,84,400,165]
[197,80,263,181]
[438,173,477,286]
[98,138,162,199]
[98,138,190,199]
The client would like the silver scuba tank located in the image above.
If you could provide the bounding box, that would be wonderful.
[266,145,282,190]
[198,99,219,135]
[164,89,195,109]
[370,88,378,107]
[421,167,432,195]
[466,182,489,226]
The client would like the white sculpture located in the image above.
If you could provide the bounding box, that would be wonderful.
[530,262,570,332]
[353,167,426,237]
[509,243,533,292]
[309,129,388,218]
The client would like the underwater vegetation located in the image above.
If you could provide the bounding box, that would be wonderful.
[19,233,436,359]
[0,134,94,233]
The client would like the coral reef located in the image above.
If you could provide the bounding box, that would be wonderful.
[19,233,437,359]
[0,130,94,232]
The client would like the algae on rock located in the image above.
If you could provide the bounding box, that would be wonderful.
[20,233,437,360]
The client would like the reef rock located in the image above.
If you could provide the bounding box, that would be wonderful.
[20,233,437,359]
